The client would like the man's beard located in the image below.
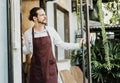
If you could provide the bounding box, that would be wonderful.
[38,19,47,25]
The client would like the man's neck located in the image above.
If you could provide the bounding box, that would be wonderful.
[34,23,45,32]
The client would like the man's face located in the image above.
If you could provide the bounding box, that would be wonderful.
[36,9,47,25]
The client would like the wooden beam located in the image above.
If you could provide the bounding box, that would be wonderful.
[40,0,47,10]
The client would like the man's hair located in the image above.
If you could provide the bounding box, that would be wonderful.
[28,7,42,21]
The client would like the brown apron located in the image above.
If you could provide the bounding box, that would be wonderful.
[29,28,58,83]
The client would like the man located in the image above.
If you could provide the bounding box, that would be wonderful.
[23,7,85,83]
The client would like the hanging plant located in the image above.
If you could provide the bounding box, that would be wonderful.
[97,0,111,70]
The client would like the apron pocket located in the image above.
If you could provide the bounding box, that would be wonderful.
[49,60,57,77]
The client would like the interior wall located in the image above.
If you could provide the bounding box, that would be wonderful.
[47,0,77,43]
[0,0,8,83]
[22,0,39,33]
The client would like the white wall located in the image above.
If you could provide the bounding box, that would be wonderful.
[47,0,78,43]
[0,0,8,83]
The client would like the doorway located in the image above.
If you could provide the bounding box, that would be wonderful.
[21,0,40,83]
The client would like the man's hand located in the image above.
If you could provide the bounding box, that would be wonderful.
[22,34,25,46]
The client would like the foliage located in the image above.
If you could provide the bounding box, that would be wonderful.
[71,49,82,66]
[76,0,81,29]
[91,40,120,83]
[71,40,120,83]
[103,0,120,24]
[71,0,120,83]
[97,0,111,70]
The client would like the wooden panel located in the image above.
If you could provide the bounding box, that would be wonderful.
[60,70,77,83]
[22,0,39,33]
[70,66,88,83]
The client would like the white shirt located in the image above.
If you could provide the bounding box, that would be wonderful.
[23,26,80,57]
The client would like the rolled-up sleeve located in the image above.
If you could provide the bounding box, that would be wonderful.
[23,28,32,55]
